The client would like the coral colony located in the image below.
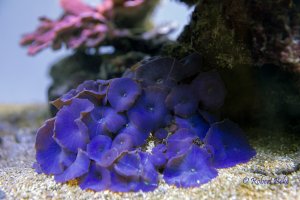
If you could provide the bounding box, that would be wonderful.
[20,0,146,55]
[34,54,256,192]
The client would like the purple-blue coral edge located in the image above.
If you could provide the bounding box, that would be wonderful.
[34,54,256,192]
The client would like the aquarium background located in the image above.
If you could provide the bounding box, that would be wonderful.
[0,0,191,104]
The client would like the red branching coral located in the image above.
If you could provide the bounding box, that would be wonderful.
[20,0,145,55]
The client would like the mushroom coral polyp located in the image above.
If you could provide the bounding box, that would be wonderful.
[34,54,256,192]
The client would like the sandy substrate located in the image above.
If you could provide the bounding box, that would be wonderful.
[0,105,299,200]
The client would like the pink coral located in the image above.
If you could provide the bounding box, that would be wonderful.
[20,0,145,55]
[60,0,94,15]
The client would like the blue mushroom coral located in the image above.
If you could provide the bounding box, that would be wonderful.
[34,54,256,192]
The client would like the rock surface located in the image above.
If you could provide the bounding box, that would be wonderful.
[0,105,299,199]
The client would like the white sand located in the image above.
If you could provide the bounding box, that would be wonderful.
[0,106,299,200]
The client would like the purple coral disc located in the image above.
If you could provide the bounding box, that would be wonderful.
[107,78,141,112]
